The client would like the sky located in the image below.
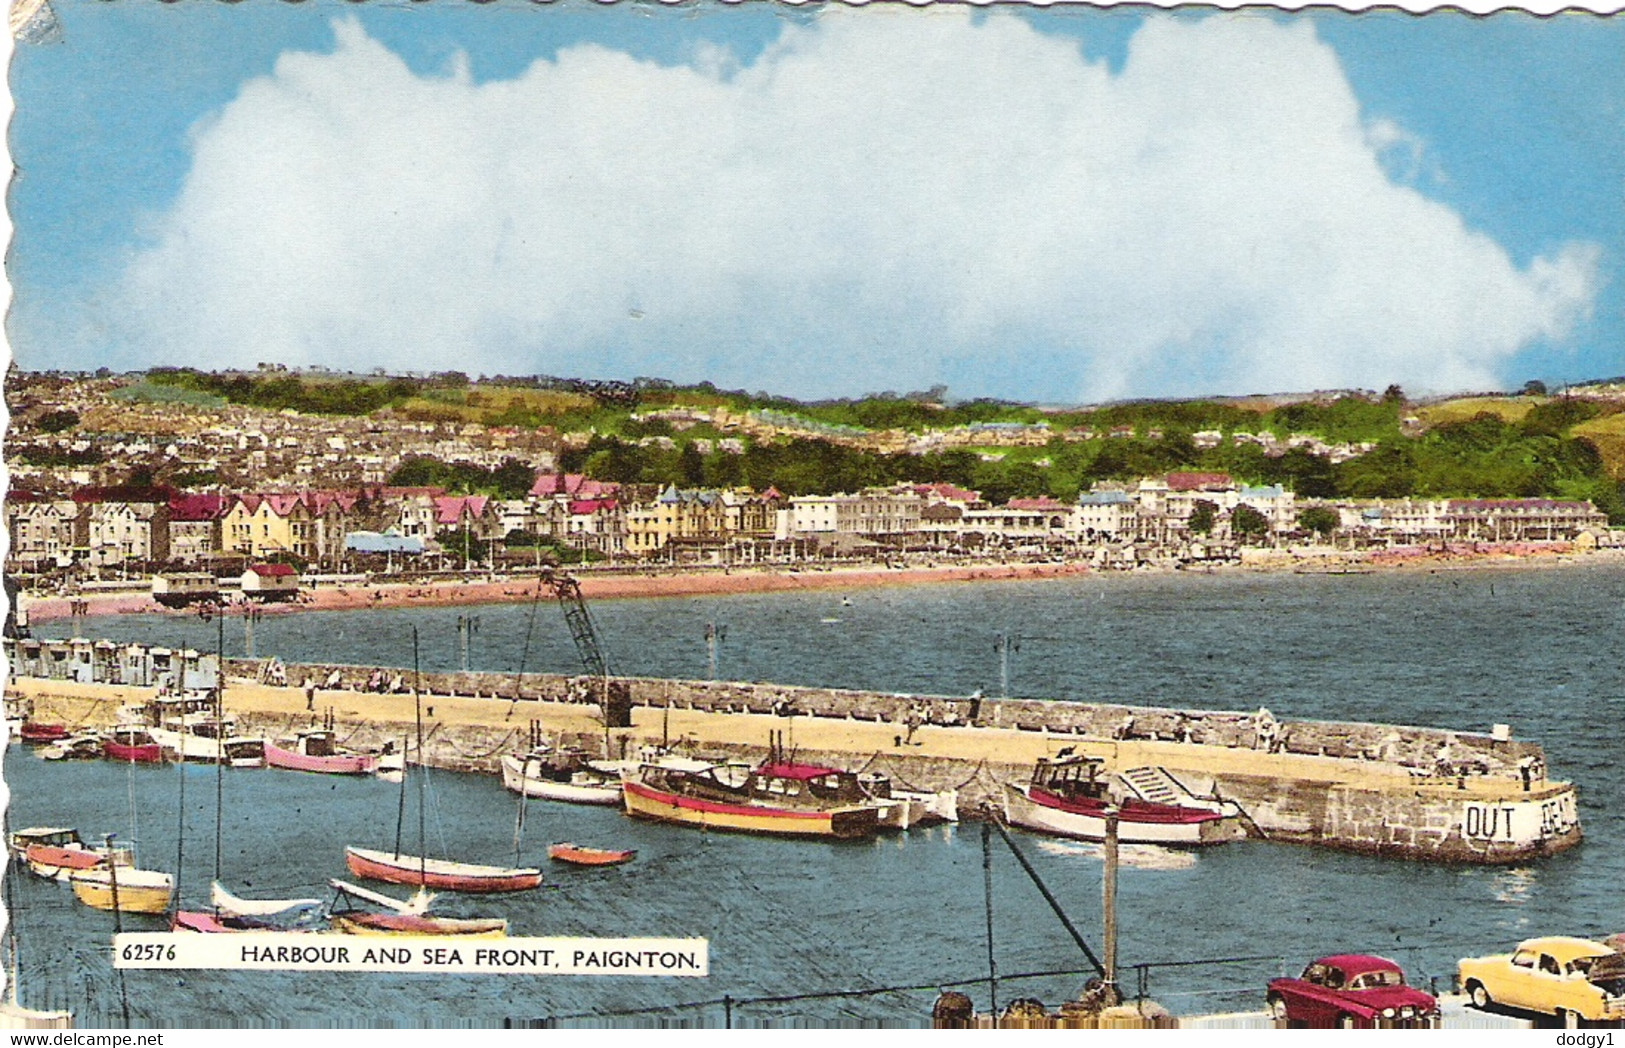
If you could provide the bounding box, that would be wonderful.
[5,1,1623,405]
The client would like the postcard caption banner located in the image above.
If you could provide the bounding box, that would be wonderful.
[113,934,708,976]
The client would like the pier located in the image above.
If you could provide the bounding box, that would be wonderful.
[6,636,1581,865]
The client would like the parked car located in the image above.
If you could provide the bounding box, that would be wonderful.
[1267,954,1438,1029]
[1459,936,1625,1026]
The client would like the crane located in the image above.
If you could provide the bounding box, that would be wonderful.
[534,566,630,728]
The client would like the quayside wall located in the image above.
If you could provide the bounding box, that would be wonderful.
[5,638,1583,864]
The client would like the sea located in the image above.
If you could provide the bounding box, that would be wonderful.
[5,564,1624,1027]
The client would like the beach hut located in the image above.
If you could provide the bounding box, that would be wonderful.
[241,563,299,602]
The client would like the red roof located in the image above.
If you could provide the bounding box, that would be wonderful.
[913,482,981,504]
[1167,472,1233,492]
[169,494,228,522]
[568,498,619,515]
[248,563,297,577]
[1006,497,1068,511]
[756,762,844,781]
[434,495,491,526]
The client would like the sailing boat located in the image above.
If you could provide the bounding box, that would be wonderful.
[326,879,506,938]
[170,605,322,933]
[344,627,542,895]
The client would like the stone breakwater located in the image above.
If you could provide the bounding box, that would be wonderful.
[8,643,1582,864]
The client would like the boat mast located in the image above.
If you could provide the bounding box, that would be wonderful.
[212,602,225,914]
[413,625,426,886]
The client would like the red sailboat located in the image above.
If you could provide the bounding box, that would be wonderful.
[344,628,542,896]
[344,846,542,893]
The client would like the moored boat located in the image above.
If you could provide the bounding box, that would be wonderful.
[266,730,379,776]
[172,883,324,933]
[37,734,102,761]
[149,722,267,767]
[10,828,133,881]
[343,846,543,894]
[69,867,174,915]
[103,727,164,764]
[330,912,509,937]
[500,749,624,806]
[24,840,132,882]
[548,842,636,867]
[621,760,882,839]
[17,723,68,745]
[1002,755,1244,846]
[326,878,507,938]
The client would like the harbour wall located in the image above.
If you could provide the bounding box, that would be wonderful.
[5,637,1582,864]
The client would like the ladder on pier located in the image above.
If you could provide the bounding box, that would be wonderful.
[1117,766,1196,807]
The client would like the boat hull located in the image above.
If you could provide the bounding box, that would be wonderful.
[70,869,174,915]
[623,779,880,839]
[18,723,68,744]
[23,843,133,882]
[266,743,378,776]
[500,755,621,805]
[104,740,164,764]
[149,728,267,767]
[1002,783,1239,846]
[548,843,636,866]
[331,912,508,938]
[344,846,543,893]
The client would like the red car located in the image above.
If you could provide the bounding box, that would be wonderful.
[1268,954,1439,1029]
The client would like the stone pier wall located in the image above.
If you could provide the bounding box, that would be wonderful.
[223,657,1545,782]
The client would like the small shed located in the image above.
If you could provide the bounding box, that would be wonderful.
[152,572,220,607]
[241,563,299,601]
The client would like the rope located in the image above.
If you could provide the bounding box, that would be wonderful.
[863,755,990,794]
[436,728,519,761]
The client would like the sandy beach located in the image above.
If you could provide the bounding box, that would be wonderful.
[20,560,1092,624]
[19,542,1625,626]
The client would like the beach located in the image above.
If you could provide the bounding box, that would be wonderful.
[19,542,1625,625]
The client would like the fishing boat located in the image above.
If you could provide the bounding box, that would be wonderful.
[1002,755,1244,846]
[149,720,267,767]
[266,729,379,776]
[344,846,542,894]
[327,880,507,938]
[621,759,882,839]
[70,866,174,915]
[103,727,164,764]
[500,748,624,806]
[548,842,636,867]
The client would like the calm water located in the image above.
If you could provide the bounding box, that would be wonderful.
[7,565,1625,1026]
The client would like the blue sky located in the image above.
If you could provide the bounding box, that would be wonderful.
[7,1,1622,404]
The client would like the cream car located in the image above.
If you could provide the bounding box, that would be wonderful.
[1459,936,1625,1026]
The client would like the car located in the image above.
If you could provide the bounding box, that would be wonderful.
[1459,936,1625,1026]
[1267,954,1439,1029]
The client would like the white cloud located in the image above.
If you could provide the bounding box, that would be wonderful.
[116,10,1599,402]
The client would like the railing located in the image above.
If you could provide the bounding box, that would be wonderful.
[506,954,1287,1029]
